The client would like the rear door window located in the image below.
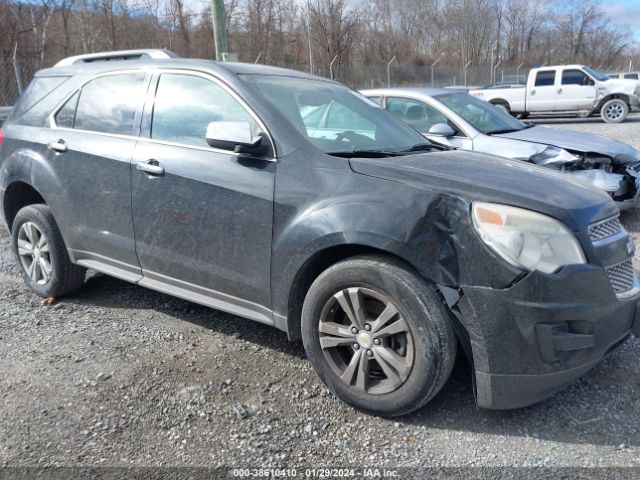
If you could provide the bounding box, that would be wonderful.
[71,73,147,135]
[625,73,639,80]
[534,71,556,87]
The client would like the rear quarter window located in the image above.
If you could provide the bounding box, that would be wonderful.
[54,91,79,128]
[9,76,69,122]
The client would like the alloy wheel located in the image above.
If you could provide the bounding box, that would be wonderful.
[17,222,52,285]
[604,102,625,121]
[318,287,414,395]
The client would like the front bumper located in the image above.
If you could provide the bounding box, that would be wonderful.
[616,165,640,211]
[456,263,640,409]
[616,185,640,211]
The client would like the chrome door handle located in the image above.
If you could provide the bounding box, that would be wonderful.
[530,90,535,95]
[557,88,563,94]
[47,139,67,153]
[136,159,165,176]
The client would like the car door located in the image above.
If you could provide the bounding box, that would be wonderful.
[528,69,557,111]
[131,71,275,316]
[46,71,149,280]
[384,97,472,149]
[556,69,597,110]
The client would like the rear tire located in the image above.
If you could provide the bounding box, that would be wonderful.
[11,204,86,298]
[301,255,456,416]
[601,99,629,123]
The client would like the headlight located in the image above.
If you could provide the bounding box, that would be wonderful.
[472,202,586,274]
[529,146,579,168]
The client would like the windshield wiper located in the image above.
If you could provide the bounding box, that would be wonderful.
[486,127,523,135]
[328,149,400,158]
[401,143,450,152]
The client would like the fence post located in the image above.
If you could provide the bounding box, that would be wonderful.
[431,57,442,87]
[12,44,24,97]
[387,56,397,87]
[463,61,471,88]
[517,62,524,82]
[493,60,501,86]
[254,51,263,64]
[329,55,338,80]
[305,15,314,75]
[489,47,495,84]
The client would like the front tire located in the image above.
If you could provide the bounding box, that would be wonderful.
[601,99,629,123]
[301,255,456,416]
[11,204,86,298]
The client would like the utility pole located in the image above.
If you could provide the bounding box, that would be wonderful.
[211,0,228,61]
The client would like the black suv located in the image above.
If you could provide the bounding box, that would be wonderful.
[1,50,639,416]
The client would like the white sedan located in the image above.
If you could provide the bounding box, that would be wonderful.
[361,87,640,210]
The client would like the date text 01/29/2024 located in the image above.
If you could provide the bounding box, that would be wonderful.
[231,468,399,478]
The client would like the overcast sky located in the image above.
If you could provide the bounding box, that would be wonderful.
[602,0,640,41]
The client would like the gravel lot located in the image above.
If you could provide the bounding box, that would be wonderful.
[1,116,640,473]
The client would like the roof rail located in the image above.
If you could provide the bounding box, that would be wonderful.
[54,49,178,67]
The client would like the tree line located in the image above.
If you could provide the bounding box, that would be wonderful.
[1,0,637,86]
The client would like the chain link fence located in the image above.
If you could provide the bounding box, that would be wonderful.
[0,53,577,116]
[1,55,41,110]
[1,59,22,107]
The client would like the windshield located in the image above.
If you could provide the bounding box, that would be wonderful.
[241,75,429,155]
[583,66,609,82]
[435,92,526,135]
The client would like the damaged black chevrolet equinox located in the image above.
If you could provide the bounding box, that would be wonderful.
[1,50,639,416]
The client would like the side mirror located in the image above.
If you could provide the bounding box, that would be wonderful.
[427,123,456,137]
[206,121,268,155]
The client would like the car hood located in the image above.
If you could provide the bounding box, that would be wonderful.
[349,150,617,229]
[603,79,640,93]
[495,125,639,160]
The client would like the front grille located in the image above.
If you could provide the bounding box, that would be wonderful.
[589,216,623,241]
[606,260,635,293]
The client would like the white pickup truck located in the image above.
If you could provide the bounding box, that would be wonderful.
[469,65,640,123]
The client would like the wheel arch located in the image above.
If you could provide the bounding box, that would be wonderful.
[489,98,511,110]
[596,93,631,111]
[3,181,47,232]
[285,243,423,341]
